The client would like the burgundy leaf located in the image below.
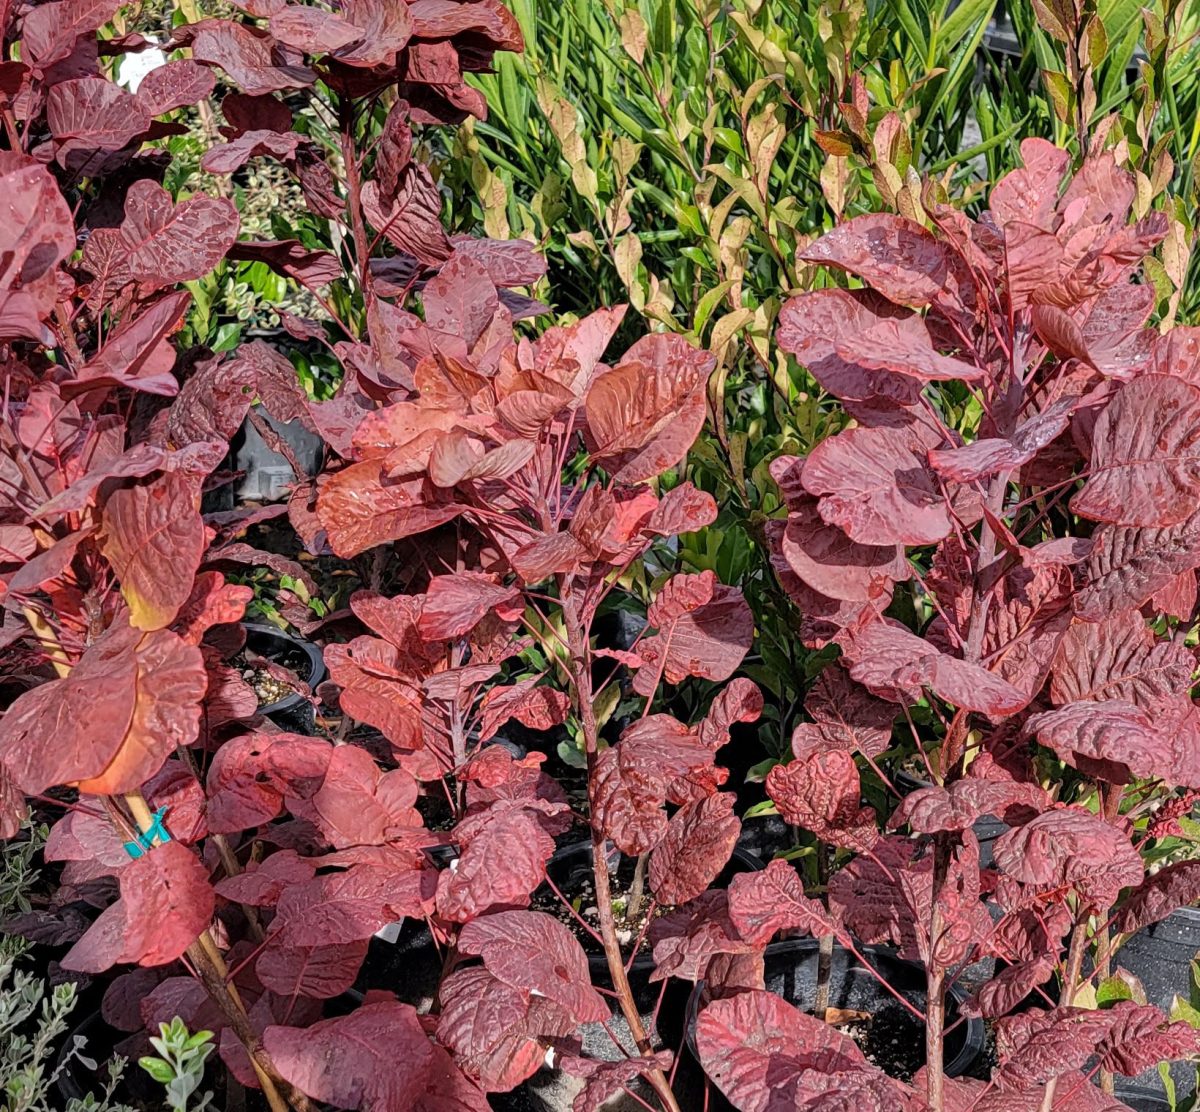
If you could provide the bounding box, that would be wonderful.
[767,751,878,852]
[62,841,214,972]
[1072,375,1200,527]
[190,20,316,95]
[361,166,452,265]
[649,793,740,906]
[777,289,925,408]
[136,60,217,115]
[46,78,151,166]
[214,850,317,906]
[1027,700,1176,783]
[584,334,715,483]
[205,732,332,834]
[890,779,1047,834]
[559,1052,674,1112]
[632,571,753,696]
[840,619,1027,717]
[273,863,436,946]
[264,1001,489,1111]
[456,910,609,1024]
[477,680,569,742]
[648,890,756,982]
[417,572,523,640]
[436,966,565,1092]
[22,0,121,66]
[992,808,1143,909]
[727,858,841,946]
[802,424,951,546]
[226,240,342,286]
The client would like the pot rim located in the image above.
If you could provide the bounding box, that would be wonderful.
[684,936,987,1083]
[241,621,327,714]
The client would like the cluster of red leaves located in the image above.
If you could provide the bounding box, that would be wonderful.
[684,139,1200,1111]
[0,2,770,1106]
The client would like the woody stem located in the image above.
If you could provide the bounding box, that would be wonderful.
[560,591,681,1112]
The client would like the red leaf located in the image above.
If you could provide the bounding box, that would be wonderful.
[0,622,205,797]
[417,572,523,640]
[777,496,909,603]
[694,989,886,1112]
[802,424,952,546]
[799,213,977,321]
[67,293,193,397]
[889,779,1047,834]
[592,714,718,854]
[559,1052,674,1112]
[649,793,740,906]
[632,571,753,696]
[697,678,764,749]
[62,841,214,972]
[1111,860,1200,934]
[273,862,436,946]
[310,744,422,848]
[420,254,499,348]
[205,732,332,834]
[766,751,878,852]
[136,60,217,115]
[928,399,1075,483]
[436,966,564,1092]
[264,1001,489,1111]
[226,240,342,286]
[992,808,1143,909]
[776,289,924,408]
[791,665,896,760]
[435,803,558,922]
[317,462,461,557]
[86,180,239,293]
[989,139,1070,232]
[648,890,756,982]
[840,619,1027,718]
[190,20,315,96]
[1072,375,1200,527]
[0,158,76,342]
[1049,612,1193,707]
[1074,512,1200,620]
[256,938,368,999]
[268,6,365,53]
[456,910,609,1024]
[172,572,253,646]
[477,680,569,742]
[727,859,841,946]
[1027,700,1177,783]
[833,316,984,381]
[215,850,317,906]
[100,471,205,631]
[584,334,715,483]
[333,0,415,66]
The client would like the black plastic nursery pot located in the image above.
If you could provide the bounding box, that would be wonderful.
[1108,906,1200,1100]
[1112,1090,1172,1112]
[684,938,987,1110]
[240,622,326,733]
[232,406,325,504]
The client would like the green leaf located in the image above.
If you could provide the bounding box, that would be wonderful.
[139,1058,175,1085]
